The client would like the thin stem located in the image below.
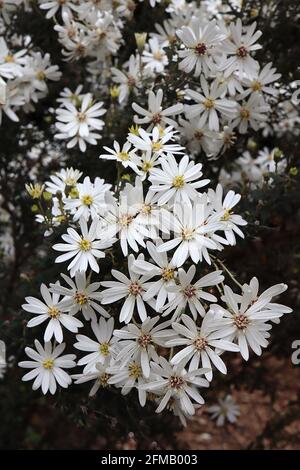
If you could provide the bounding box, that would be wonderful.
[212,255,243,290]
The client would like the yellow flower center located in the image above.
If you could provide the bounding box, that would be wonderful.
[161,267,175,282]
[142,161,153,172]
[48,306,60,318]
[99,343,110,356]
[181,228,194,240]
[240,108,250,119]
[82,194,93,206]
[118,151,130,161]
[153,51,162,61]
[65,177,77,186]
[128,362,142,379]
[204,98,215,109]
[79,239,91,251]
[5,54,14,62]
[36,71,46,81]
[99,372,110,387]
[129,124,139,135]
[252,80,262,92]
[119,214,133,227]
[140,204,152,214]
[152,141,162,152]
[77,112,86,122]
[221,209,233,221]
[43,359,54,370]
[173,175,185,188]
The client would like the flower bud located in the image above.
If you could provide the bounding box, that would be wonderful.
[135,33,147,53]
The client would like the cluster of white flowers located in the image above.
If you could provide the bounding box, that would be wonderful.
[0,36,61,124]
[1,0,293,427]
[219,147,287,189]
[0,0,278,159]
[21,119,292,425]
[107,5,281,160]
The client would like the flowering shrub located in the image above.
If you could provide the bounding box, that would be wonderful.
[0,0,299,445]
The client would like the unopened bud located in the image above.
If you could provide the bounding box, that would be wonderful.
[43,191,52,201]
[110,85,120,99]
[135,33,147,53]
[289,167,298,176]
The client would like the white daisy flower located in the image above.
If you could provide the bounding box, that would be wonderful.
[45,168,82,195]
[22,283,83,343]
[157,196,223,267]
[113,316,174,378]
[53,217,115,276]
[167,313,239,381]
[101,254,154,324]
[63,176,111,221]
[208,184,247,245]
[107,360,147,407]
[132,89,183,129]
[220,19,262,79]
[242,62,281,97]
[177,19,225,77]
[235,277,292,325]
[124,177,170,238]
[142,37,168,74]
[74,317,115,373]
[140,356,210,416]
[55,93,106,152]
[186,77,237,132]
[210,281,292,360]
[163,265,224,319]
[232,93,269,134]
[98,191,149,257]
[73,363,111,396]
[99,140,139,171]
[111,54,140,104]
[133,240,177,311]
[208,395,240,426]
[50,271,109,322]
[149,153,210,206]
[19,340,76,395]
[38,0,77,19]
[127,125,184,160]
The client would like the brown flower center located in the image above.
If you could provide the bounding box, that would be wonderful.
[152,113,162,124]
[193,336,207,351]
[195,42,207,55]
[137,333,152,349]
[184,285,197,299]
[128,281,143,296]
[169,375,185,390]
[237,46,248,58]
[234,314,250,330]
